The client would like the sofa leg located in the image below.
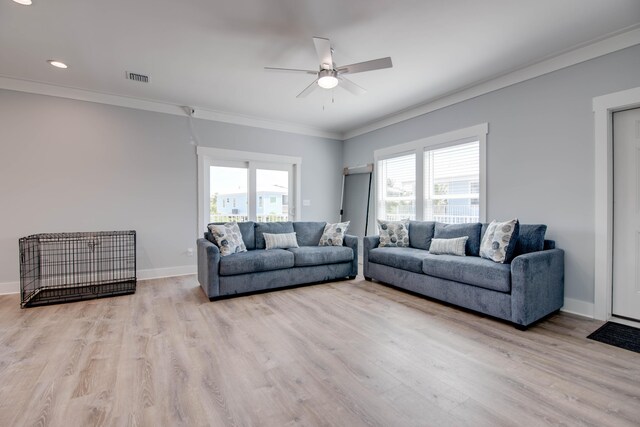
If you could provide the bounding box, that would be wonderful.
[514,324,528,331]
[348,276,356,280]
[364,276,372,282]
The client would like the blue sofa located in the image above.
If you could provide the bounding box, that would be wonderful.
[197,221,358,299]
[363,221,564,329]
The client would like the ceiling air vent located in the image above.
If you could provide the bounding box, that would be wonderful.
[125,71,150,83]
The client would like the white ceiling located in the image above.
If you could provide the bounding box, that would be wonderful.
[1,0,639,138]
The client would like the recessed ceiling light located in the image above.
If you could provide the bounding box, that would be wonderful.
[47,60,68,69]
[13,0,33,5]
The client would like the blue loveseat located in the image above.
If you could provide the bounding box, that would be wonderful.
[197,221,358,299]
[364,221,564,329]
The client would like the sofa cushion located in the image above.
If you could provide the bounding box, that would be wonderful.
[434,222,482,256]
[368,247,430,274]
[208,221,255,250]
[286,246,354,267]
[255,222,294,249]
[422,254,511,293]
[514,224,547,256]
[293,222,327,246]
[409,221,436,250]
[219,249,294,276]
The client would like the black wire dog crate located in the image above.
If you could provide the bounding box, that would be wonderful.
[19,231,136,308]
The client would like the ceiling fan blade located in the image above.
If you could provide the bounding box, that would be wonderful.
[338,57,393,75]
[264,67,318,75]
[296,79,319,98]
[313,37,334,70]
[338,77,367,95]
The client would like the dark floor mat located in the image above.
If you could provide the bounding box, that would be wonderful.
[587,321,640,353]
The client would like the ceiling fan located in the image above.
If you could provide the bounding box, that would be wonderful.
[265,37,393,98]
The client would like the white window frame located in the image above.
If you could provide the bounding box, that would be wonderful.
[197,147,302,235]
[373,123,488,223]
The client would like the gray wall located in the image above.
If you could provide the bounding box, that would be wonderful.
[0,89,343,285]
[343,44,640,306]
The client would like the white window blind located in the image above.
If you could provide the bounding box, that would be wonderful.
[377,153,416,220]
[424,141,479,223]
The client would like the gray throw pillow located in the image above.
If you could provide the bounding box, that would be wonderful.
[429,237,468,256]
[263,232,299,250]
[434,222,482,256]
[480,219,519,263]
[208,222,247,256]
[319,221,350,246]
[378,219,410,247]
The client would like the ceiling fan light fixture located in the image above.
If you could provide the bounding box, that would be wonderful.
[317,69,338,89]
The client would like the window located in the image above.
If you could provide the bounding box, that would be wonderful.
[374,124,487,224]
[257,169,289,222]
[377,153,416,220]
[210,166,248,222]
[424,141,479,223]
[197,147,301,232]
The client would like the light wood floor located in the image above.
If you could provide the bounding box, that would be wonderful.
[0,276,638,427]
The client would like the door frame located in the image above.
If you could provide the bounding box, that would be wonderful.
[593,86,640,321]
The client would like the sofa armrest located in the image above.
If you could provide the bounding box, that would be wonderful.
[343,234,359,277]
[363,235,381,279]
[510,248,564,327]
[197,238,221,299]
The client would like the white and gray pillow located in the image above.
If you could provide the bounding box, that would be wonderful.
[208,222,247,256]
[319,221,350,246]
[378,219,410,247]
[480,218,519,263]
[429,237,468,256]
[263,232,299,250]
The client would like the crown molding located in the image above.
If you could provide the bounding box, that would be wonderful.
[343,25,640,140]
[0,76,342,140]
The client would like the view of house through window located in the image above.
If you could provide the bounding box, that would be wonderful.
[210,166,249,222]
[424,141,479,223]
[377,153,416,220]
[256,169,289,221]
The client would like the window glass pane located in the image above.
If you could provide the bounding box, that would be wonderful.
[257,169,289,222]
[424,141,479,223]
[210,166,248,222]
[378,153,416,220]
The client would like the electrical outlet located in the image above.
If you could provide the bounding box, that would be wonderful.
[303,199,311,207]
[187,248,194,257]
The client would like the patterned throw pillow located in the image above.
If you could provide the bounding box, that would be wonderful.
[208,222,247,256]
[480,219,519,263]
[319,221,350,246]
[429,237,468,256]
[378,219,410,247]
[263,232,299,250]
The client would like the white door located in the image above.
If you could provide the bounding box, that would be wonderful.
[613,107,640,321]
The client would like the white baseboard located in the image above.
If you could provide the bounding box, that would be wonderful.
[0,281,19,295]
[561,297,595,319]
[0,265,198,295]
[137,265,197,280]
